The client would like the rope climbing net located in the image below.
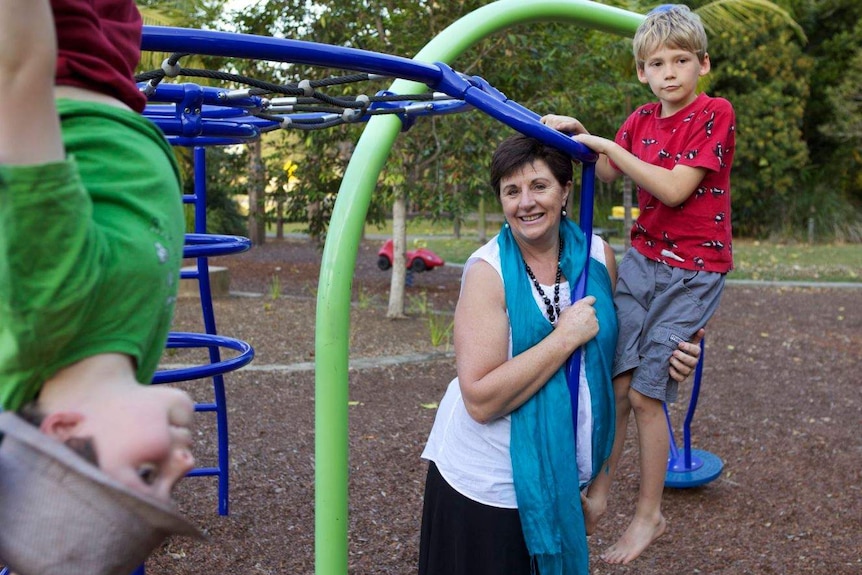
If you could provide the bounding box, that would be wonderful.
[137,52,469,145]
[136,26,597,159]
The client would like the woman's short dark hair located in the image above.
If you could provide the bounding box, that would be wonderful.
[489,134,574,198]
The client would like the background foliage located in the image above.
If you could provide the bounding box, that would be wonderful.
[140,0,862,243]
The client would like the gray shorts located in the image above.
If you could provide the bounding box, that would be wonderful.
[613,249,725,403]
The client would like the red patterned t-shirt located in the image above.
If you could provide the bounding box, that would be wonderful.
[613,92,735,272]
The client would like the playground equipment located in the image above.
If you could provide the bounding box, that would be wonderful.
[127,2,722,574]
[664,339,724,488]
[146,142,254,520]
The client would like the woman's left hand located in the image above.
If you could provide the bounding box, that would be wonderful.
[669,328,704,382]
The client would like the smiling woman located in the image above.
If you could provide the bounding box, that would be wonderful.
[418,134,617,575]
[417,133,705,575]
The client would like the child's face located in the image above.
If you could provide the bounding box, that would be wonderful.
[637,46,710,117]
[79,385,196,502]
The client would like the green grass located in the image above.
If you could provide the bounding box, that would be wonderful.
[277,218,862,283]
[419,237,486,265]
[729,240,861,283]
[428,236,862,284]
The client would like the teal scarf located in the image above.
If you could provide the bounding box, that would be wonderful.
[499,218,617,574]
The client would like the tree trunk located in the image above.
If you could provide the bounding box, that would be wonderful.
[451,183,462,239]
[386,191,408,319]
[247,140,267,246]
[276,195,285,240]
[622,94,633,252]
[478,195,487,243]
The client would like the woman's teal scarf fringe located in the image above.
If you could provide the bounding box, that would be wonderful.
[499,219,617,574]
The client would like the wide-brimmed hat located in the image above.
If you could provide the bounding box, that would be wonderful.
[0,411,202,575]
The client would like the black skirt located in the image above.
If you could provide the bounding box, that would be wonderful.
[418,461,534,575]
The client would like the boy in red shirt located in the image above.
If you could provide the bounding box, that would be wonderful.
[543,4,735,565]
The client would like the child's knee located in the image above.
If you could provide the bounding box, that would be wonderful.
[613,371,633,398]
[628,386,663,414]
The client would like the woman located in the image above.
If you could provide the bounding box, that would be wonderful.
[419,134,701,575]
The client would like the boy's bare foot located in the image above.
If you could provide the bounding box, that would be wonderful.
[580,492,606,535]
[600,513,667,564]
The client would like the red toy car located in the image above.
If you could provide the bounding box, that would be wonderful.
[377,239,445,273]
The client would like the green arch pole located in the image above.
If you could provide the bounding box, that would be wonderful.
[314,1,643,573]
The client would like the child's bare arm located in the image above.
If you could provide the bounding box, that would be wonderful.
[573,133,706,207]
[0,0,64,165]
[540,114,621,183]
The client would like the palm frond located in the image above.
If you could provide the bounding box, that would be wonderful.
[138,7,182,27]
[697,0,807,43]
[137,7,211,76]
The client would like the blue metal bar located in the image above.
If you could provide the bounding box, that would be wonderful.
[152,119,259,140]
[182,234,252,259]
[152,333,254,384]
[142,26,444,86]
[664,337,707,474]
[432,63,598,164]
[683,338,707,468]
[188,466,221,477]
[191,146,234,516]
[565,162,595,462]
[664,403,680,462]
[167,136,252,147]
[144,83,264,109]
[143,83,262,108]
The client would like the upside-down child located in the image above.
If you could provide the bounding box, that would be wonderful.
[0,1,200,573]
[542,3,735,565]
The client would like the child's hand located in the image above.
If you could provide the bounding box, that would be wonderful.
[669,328,705,382]
[541,114,589,136]
[572,133,612,155]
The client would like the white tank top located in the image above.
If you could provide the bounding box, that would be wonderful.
[421,235,608,508]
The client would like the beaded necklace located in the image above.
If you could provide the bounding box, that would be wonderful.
[522,236,564,324]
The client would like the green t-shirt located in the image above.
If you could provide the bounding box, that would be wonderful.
[0,100,183,410]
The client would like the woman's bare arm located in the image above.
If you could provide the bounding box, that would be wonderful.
[455,261,598,423]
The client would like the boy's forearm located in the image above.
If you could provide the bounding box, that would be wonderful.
[595,156,621,183]
[601,142,701,207]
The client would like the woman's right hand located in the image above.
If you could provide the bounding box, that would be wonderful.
[555,295,599,350]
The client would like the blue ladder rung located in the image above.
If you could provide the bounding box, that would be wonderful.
[187,467,220,477]
[183,233,251,258]
[153,332,254,384]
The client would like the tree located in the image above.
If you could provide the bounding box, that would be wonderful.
[209,0,840,274]
[292,0,809,313]
[219,0,316,246]
[176,146,249,235]
[796,0,862,239]
[139,0,251,237]
[822,48,862,144]
[707,13,811,237]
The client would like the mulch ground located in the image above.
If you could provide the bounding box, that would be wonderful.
[148,237,862,575]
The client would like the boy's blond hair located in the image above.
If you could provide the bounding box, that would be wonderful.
[633,4,708,69]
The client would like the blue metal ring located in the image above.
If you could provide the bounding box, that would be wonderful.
[182,233,252,258]
[153,332,255,384]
